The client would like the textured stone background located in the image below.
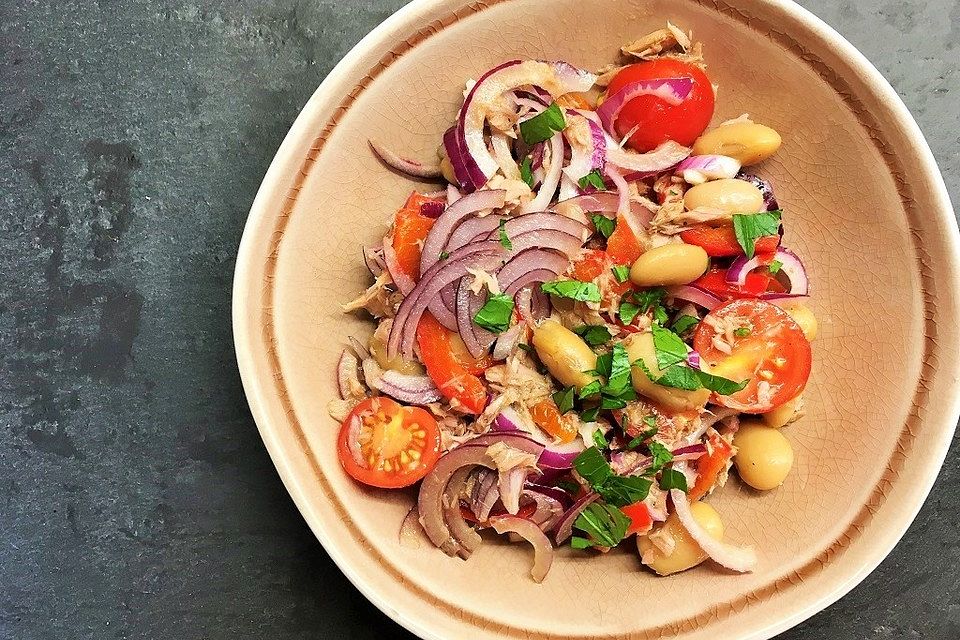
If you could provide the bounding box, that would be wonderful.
[1,1,957,638]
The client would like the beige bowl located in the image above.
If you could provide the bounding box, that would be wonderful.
[233,0,960,638]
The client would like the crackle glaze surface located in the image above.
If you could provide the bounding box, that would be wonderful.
[233,1,960,638]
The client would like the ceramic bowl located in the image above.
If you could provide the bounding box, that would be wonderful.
[233,1,959,638]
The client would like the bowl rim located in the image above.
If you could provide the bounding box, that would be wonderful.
[232,1,960,638]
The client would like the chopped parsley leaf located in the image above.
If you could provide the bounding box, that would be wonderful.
[572,324,612,346]
[553,386,575,414]
[602,344,632,397]
[619,301,641,325]
[497,218,512,249]
[472,293,514,333]
[519,102,566,145]
[590,213,615,239]
[572,501,631,548]
[573,447,611,486]
[438,250,450,260]
[578,169,607,192]
[519,156,534,188]
[768,259,783,274]
[580,406,600,422]
[541,279,601,303]
[591,429,608,449]
[611,265,630,283]
[671,314,700,334]
[650,324,688,370]
[659,467,688,492]
[734,327,751,338]
[579,380,602,399]
[732,210,782,258]
[647,441,673,474]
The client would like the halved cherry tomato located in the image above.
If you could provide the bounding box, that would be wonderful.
[692,267,783,300]
[605,214,644,266]
[392,192,443,280]
[605,59,715,153]
[693,299,811,412]
[621,501,653,536]
[688,432,734,500]
[337,397,442,488]
[680,224,780,258]
[416,313,489,414]
[531,398,578,444]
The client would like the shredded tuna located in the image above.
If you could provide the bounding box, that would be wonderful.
[342,272,401,318]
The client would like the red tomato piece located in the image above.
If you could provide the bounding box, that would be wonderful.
[605,59,715,152]
[680,224,780,258]
[337,397,442,488]
[693,299,812,412]
[688,432,734,500]
[621,501,653,536]
[692,267,781,300]
[416,313,489,414]
[392,192,443,280]
[605,214,644,266]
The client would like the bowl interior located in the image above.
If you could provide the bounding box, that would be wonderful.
[235,1,959,638]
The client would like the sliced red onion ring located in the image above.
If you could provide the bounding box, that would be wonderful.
[523,482,575,510]
[561,110,606,191]
[676,154,741,185]
[420,189,507,277]
[369,139,443,180]
[491,132,520,180]
[417,435,543,556]
[496,248,570,289]
[666,284,722,310]
[496,211,588,242]
[596,77,693,135]
[522,132,564,213]
[686,349,701,370]
[670,489,757,572]
[443,125,477,188]
[549,60,598,93]
[378,370,442,405]
[336,349,361,399]
[670,443,708,461]
[389,242,507,359]
[727,246,808,295]
[456,276,496,358]
[488,515,554,583]
[381,236,416,296]
[444,467,483,558]
[606,139,692,174]
[470,469,500,522]
[499,467,531,515]
[552,191,621,222]
[445,215,506,253]
[520,489,565,532]
[761,293,810,306]
[554,492,600,544]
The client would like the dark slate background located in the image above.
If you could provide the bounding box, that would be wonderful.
[1,1,957,638]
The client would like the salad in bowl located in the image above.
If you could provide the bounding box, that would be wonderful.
[329,23,814,583]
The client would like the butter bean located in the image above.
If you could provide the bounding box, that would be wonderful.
[692,122,782,166]
[532,320,597,390]
[733,422,794,490]
[638,502,724,576]
[624,332,710,413]
[630,243,709,287]
[683,178,765,214]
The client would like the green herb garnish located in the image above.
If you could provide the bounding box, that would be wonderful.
[768,259,783,274]
[579,380,602,399]
[650,324,689,370]
[671,314,699,334]
[541,279,601,303]
[553,386,575,413]
[578,169,607,191]
[573,447,612,486]
[611,265,630,283]
[519,102,566,144]
[647,441,673,474]
[732,210,782,258]
[659,467,689,492]
[734,327,751,338]
[519,156,534,188]
[590,213,615,238]
[580,406,600,422]
[439,250,450,260]
[572,324,612,346]
[473,292,514,333]
[592,429,608,449]
[498,218,512,249]
[572,502,631,548]
[619,301,641,325]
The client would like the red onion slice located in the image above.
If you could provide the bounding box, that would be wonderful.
[363,246,386,277]
[496,211,588,242]
[726,246,808,296]
[417,436,545,556]
[561,110,606,190]
[676,154,741,185]
[378,370,442,405]
[455,276,497,358]
[606,139,692,174]
[389,243,507,359]
[521,489,565,533]
[499,467,531,515]
[420,189,507,277]
[369,139,443,180]
[522,132,564,213]
[670,489,757,572]
[488,516,555,583]
[596,77,693,135]
[492,323,524,360]
[445,215,506,254]
[549,60,598,93]
[470,469,500,522]
[443,125,478,188]
[554,492,600,544]
[336,349,361,399]
[443,467,483,558]
[491,132,521,180]
[666,284,723,310]
[446,184,462,205]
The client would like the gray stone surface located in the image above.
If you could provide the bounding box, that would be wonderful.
[0,1,956,638]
